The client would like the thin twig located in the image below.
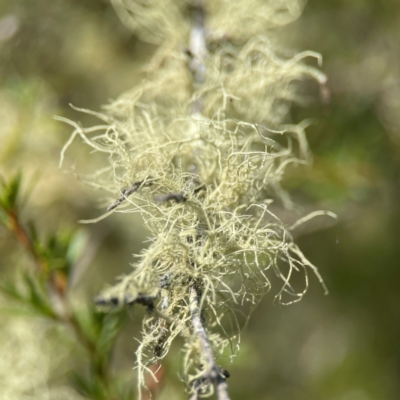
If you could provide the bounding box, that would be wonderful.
[189,284,231,400]
[187,2,230,399]
[189,2,206,84]
[107,180,152,211]
[189,0,207,114]
[8,209,47,273]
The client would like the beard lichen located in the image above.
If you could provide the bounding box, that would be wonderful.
[59,0,333,397]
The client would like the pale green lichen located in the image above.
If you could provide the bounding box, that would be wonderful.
[59,0,333,397]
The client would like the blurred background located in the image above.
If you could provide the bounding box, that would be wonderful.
[0,0,399,399]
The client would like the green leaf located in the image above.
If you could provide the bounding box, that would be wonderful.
[0,277,25,302]
[0,171,22,212]
[0,271,56,319]
[35,229,87,275]
[66,229,89,266]
[70,371,109,400]
[71,303,102,344]
[23,272,55,318]
[96,313,125,355]
[70,372,92,397]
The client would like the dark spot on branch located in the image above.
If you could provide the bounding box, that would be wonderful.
[94,296,107,306]
[110,297,119,306]
[94,292,156,312]
[135,293,155,312]
[155,192,188,204]
[107,179,152,211]
[154,327,168,358]
[159,273,172,288]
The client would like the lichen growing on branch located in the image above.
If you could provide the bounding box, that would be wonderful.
[59,0,332,398]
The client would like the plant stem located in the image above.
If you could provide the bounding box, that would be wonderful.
[187,2,230,399]
[8,209,47,273]
[6,206,112,395]
[189,0,207,114]
[189,284,231,400]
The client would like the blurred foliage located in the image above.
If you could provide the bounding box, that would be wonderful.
[0,0,399,399]
[0,173,132,399]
